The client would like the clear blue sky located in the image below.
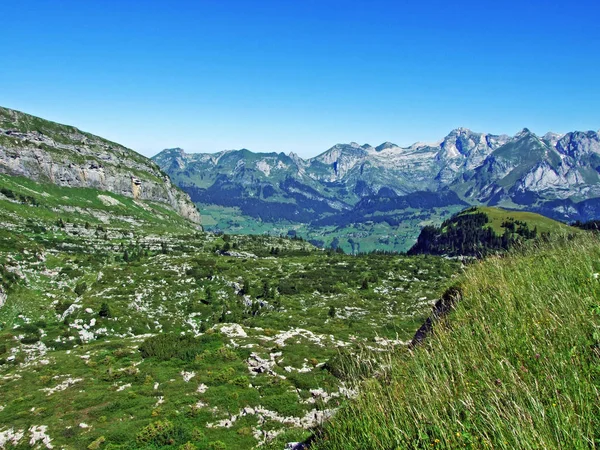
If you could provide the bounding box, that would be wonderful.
[3,0,600,157]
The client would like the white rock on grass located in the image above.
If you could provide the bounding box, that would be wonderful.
[41,378,83,396]
[207,405,335,431]
[97,195,123,207]
[0,428,25,447]
[28,425,53,449]
[181,371,196,382]
[219,323,247,338]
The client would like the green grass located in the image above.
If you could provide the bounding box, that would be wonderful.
[0,174,461,448]
[199,203,464,254]
[464,206,573,235]
[314,233,600,449]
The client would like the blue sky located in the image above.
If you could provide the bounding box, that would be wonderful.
[2,0,600,157]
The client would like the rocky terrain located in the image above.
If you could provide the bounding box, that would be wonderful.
[0,107,201,225]
[0,152,459,448]
[153,127,600,251]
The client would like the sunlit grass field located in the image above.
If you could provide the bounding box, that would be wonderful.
[314,233,600,449]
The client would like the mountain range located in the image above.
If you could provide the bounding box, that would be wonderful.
[153,127,600,251]
[2,104,598,252]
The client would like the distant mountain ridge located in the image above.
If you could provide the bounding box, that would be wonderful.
[153,127,600,227]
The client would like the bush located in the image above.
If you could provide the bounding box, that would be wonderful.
[87,436,106,450]
[139,333,221,361]
[99,302,112,318]
[74,281,87,296]
[179,442,197,450]
[20,323,39,334]
[55,301,72,315]
[135,419,175,446]
[20,334,40,345]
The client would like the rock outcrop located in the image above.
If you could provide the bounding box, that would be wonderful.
[0,106,201,224]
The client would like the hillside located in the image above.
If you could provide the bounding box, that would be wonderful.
[313,233,600,449]
[0,106,201,224]
[153,128,600,251]
[0,172,460,448]
[408,206,574,257]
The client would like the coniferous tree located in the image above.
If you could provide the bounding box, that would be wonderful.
[99,302,112,318]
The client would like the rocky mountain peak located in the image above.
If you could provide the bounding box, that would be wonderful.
[375,141,398,152]
[515,128,536,139]
[163,147,186,155]
[542,132,565,147]
[448,127,474,136]
[556,130,600,157]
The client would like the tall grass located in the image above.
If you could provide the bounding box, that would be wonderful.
[314,234,600,449]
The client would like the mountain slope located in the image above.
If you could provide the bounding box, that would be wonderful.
[153,127,600,251]
[408,206,573,256]
[0,106,201,224]
[314,233,600,449]
[0,169,460,449]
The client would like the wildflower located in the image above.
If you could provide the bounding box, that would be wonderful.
[456,432,461,437]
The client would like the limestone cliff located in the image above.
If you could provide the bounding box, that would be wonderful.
[0,106,201,225]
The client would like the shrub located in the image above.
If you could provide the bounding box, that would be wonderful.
[20,334,40,344]
[328,306,336,318]
[20,323,39,335]
[179,442,197,450]
[74,281,87,296]
[135,419,175,446]
[87,436,106,450]
[99,302,112,318]
[139,333,221,361]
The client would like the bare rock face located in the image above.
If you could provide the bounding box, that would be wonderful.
[0,106,201,225]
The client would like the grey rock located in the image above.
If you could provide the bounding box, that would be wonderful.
[0,106,201,224]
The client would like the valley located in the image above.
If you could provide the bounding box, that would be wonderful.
[0,106,597,449]
[154,129,600,253]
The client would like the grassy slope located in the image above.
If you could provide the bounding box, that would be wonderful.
[466,206,572,235]
[0,174,195,234]
[315,234,600,449]
[0,174,461,449]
